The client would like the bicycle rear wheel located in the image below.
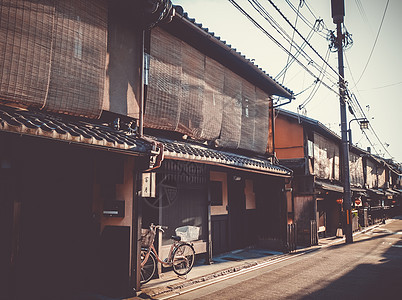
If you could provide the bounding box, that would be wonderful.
[172,243,195,276]
[141,249,156,284]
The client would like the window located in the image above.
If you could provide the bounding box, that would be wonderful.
[308,139,314,158]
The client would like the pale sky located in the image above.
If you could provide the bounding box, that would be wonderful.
[172,0,402,164]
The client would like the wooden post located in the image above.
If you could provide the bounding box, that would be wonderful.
[131,170,142,294]
[206,175,213,264]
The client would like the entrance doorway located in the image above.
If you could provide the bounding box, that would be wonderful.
[14,143,96,300]
[227,175,247,250]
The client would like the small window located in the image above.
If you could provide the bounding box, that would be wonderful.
[308,140,314,158]
[210,181,223,206]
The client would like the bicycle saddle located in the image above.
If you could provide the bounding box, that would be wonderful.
[171,235,181,241]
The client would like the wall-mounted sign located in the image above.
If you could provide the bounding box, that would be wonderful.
[142,172,156,197]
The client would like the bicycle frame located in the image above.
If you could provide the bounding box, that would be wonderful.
[141,225,181,268]
[141,241,178,268]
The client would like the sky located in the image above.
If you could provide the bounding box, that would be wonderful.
[172,0,402,164]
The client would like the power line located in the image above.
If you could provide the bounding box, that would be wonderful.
[280,0,301,84]
[227,0,340,96]
[266,0,343,82]
[346,91,393,158]
[228,0,392,159]
[298,47,331,109]
[284,0,329,38]
[354,0,374,36]
[359,81,402,91]
[247,0,331,84]
[274,27,315,81]
[352,0,390,88]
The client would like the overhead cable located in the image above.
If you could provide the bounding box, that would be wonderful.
[228,0,340,96]
[352,0,389,88]
[266,0,343,82]
[284,0,329,38]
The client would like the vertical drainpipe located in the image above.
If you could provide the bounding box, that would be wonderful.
[206,173,213,264]
[271,100,275,155]
[139,29,145,137]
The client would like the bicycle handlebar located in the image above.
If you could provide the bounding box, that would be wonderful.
[149,223,168,233]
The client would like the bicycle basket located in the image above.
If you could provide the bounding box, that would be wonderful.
[140,229,154,247]
[175,226,200,242]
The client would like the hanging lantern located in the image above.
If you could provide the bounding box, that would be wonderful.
[336,198,343,204]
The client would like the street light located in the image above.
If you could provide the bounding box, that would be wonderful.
[348,118,369,145]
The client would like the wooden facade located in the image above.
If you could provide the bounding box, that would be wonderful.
[0,1,295,298]
[274,109,401,244]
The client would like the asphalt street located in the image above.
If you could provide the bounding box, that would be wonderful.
[168,217,402,300]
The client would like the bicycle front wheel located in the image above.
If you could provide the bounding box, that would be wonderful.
[141,249,156,284]
[172,243,195,276]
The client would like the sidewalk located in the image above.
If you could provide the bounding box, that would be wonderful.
[129,247,306,299]
[129,222,384,300]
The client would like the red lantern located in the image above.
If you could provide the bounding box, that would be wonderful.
[336,198,343,204]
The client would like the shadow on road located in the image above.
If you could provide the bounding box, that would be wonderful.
[299,217,402,300]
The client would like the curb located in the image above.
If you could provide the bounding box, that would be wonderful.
[138,253,290,299]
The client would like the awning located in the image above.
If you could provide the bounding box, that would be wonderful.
[367,189,385,196]
[392,189,402,195]
[378,189,393,197]
[315,181,344,193]
[152,136,292,177]
[0,105,152,155]
[351,186,366,193]
[387,189,400,195]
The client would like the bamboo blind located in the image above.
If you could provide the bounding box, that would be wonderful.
[147,27,272,154]
[255,88,270,153]
[146,26,181,130]
[44,0,107,118]
[0,0,55,108]
[0,0,107,118]
[313,132,340,180]
[217,68,242,149]
[350,151,364,187]
[178,41,204,137]
[201,56,224,140]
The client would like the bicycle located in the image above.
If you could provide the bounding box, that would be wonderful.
[140,224,196,284]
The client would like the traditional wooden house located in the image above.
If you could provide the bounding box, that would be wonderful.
[141,5,294,260]
[275,109,361,243]
[0,0,295,298]
[363,155,401,224]
[0,0,172,298]
[274,109,401,244]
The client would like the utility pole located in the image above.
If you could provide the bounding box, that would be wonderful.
[331,0,353,243]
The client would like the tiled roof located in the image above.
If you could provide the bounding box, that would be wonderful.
[315,180,344,193]
[0,105,151,154]
[152,136,292,176]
